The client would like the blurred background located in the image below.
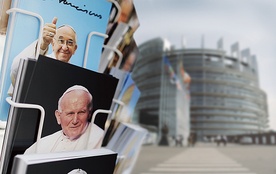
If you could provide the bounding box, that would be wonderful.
[1,0,276,174]
[130,1,276,173]
[132,0,276,144]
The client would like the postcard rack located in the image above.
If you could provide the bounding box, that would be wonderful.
[6,96,113,152]
[0,1,128,173]
[1,2,123,144]
[0,7,44,104]
[0,5,123,124]
[83,34,123,73]
[110,98,125,120]
[100,45,123,72]
[0,4,122,90]
[5,97,45,152]
[0,1,124,104]
[1,5,115,139]
[0,0,126,101]
[108,0,121,23]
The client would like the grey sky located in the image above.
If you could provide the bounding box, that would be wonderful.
[133,0,276,130]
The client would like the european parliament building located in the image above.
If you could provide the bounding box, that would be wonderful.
[132,37,269,141]
[132,38,191,144]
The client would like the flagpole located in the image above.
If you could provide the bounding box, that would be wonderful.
[159,54,165,142]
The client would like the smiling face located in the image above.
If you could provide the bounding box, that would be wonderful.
[51,26,77,63]
[55,90,92,140]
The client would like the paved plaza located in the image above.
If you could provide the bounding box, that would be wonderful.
[132,143,276,174]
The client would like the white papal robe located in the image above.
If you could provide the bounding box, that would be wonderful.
[24,123,104,154]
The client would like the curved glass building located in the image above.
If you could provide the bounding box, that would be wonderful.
[132,37,268,141]
[132,38,191,144]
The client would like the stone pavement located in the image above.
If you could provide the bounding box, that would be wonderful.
[140,146,257,174]
[133,142,276,174]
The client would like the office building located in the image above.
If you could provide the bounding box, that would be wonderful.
[132,37,269,141]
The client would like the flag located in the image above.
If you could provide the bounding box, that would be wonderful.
[179,61,191,100]
[179,63,191,86]
[163,56,182,90]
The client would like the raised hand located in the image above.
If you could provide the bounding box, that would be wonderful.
[40,17,58,50]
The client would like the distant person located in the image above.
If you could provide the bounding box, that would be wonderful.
[222,135,227,146]
[216,134,227,146]
[24,85,104,154]
[216,135,221,146]
[158,123,169,146]
[9,17,78,95]
[188,133,195,147]
[175,135,183,147]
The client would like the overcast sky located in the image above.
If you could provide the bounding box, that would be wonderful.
[133,0,276,130]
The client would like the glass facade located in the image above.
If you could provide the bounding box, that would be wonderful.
[132,38,268,141]
[132,38,191,144]
[177,47,268,140]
